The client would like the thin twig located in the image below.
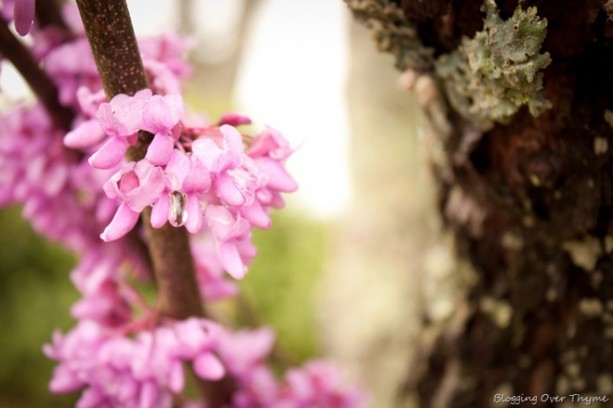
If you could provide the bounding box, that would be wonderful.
[0,20,74,130]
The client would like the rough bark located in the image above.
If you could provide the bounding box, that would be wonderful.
[347,0,613,406]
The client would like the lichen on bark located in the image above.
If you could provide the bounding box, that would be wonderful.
[344,0,435,71]
[345,0,613,406]
[435,4,552,129]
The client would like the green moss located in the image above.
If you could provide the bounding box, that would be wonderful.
[436,5,551,129]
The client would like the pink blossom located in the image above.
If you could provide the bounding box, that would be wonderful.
[88,90,151,169]
[217,327,276,376]
[13,0,35,36]
[100,160,165,241]
[44,38,100,106]
[142,93,183,165]
[44,318,227,408]
[218,112,252,127]
[190,234,239,301]
[279,361,366,408]
[0,12,365,407]
[158,150,211,232]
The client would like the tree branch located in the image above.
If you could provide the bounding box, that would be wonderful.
[74,0,202,320]
[0,20,73,130]
[35,0,69,30]
[74,1,235,405]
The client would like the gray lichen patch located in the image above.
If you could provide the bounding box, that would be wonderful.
[345,0,435,71]
[435,5,552,129]
[479,296,513,328]
[562,236,602,272]
[594,137,608,155]
[605,1,613,22]
[597,375,613,394]
[605,110,613,128]
[578,298,604,318]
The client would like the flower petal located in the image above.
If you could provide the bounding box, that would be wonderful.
[150,193,169,228]
[240,201,271,229]
[145,133,174,166]
[215,173,244,206]
[64,119,105,149]
[194,352,225,381]
[217,112,251,127]
[142,94,183,134]
[14,0,35,36]
[185,194,203,233]
[165,150,190,191]
[100,202,140,242]
[258,158,298,192]
[88,137,128,170]
[49,365,83,393]
[219,241,246,279]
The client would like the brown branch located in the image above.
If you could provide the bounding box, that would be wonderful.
[35,0,69,30]
[74,0,201,319]
[74,1,234,405]
[0,20,73,130]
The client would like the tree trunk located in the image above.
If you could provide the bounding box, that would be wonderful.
[345,0,613,406]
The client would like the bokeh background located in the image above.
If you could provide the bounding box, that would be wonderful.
[0,1,439,406]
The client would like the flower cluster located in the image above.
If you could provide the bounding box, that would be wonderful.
[66,88,296,280]
[0,2,364,407]
[217,328,364,408]
[45,320,363,408]
[44,318,225,408]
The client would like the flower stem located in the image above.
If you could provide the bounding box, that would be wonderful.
[0,20,73,130]
[74,0,235,405]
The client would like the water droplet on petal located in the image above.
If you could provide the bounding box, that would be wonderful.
[169,191,188,227]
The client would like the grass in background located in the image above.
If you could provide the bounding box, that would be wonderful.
[240,212,328,364]
[0,206,78,407]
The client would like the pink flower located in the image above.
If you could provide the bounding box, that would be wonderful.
[217,112,252,127]
[248,126,298,194]
[100,160,165,241]
[205,205,251,279]
[13,0,35,36]
[280,361,366,408]
[44,318,227,408]
[142,94,183,165]
[190,234,239,301]
[193,125,249,207]
[89,90,151,169]
[64,119,106,149]
[44,38,100,106]
[217,327,276,376]
[154,150,211,232]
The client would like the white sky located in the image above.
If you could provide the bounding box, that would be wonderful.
[233,0,351,218]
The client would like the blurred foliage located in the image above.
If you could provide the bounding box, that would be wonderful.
[0,206,326,406]
[0,206,78,407]
[240,212,327,364]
